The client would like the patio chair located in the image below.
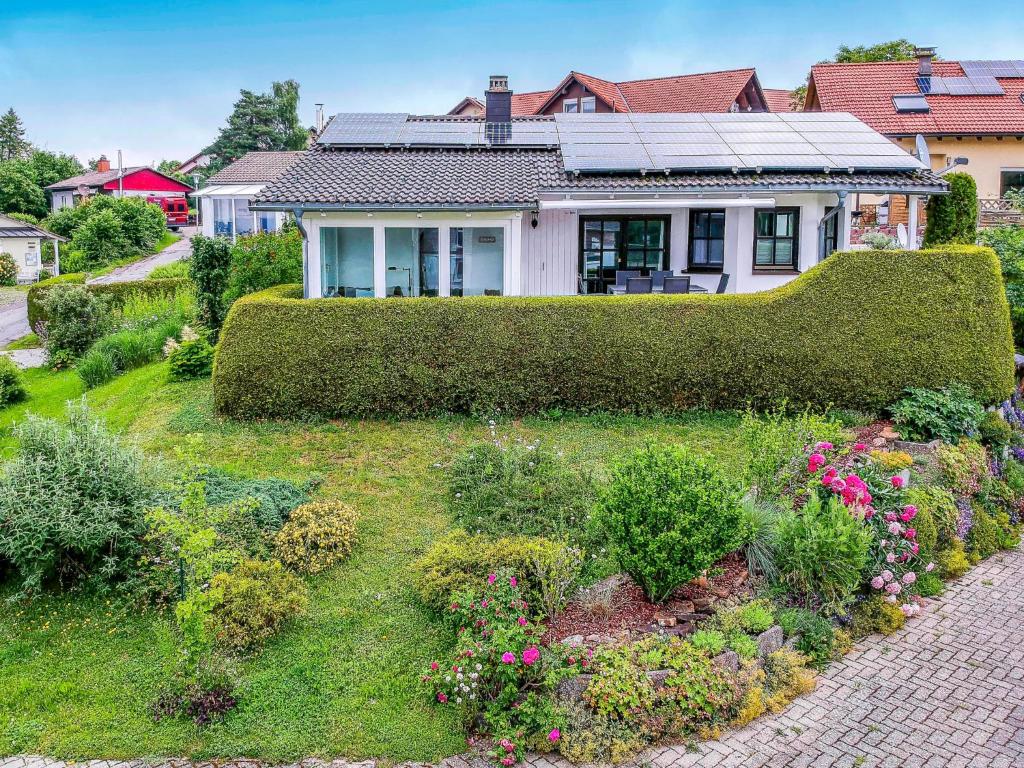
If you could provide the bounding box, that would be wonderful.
[715,273,731,294]
[614,270,641,289]
[625,276,653,294]
[650,270,674,291]
[662,276,691,294]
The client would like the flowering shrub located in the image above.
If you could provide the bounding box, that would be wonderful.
[937,440,988,497]
[424,571,578,764]
[274,500,358,574]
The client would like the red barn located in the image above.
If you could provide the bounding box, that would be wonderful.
[45,155,192,212]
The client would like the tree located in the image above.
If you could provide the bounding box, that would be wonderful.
[156,159,191,186]
[203,80,307,173]
[792,40,920,109]
[0,161,47,217]
[923,172,978,247]
[27,150,82,188]
[0,108,30,162]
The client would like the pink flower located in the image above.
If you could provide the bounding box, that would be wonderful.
[487,573,497,585]
[886,552,896,563]
[500,758,515,767]
[903,571,917,585]
[885,595,898,604]
[864,507,876,520]
[881,569,894,582]
[815,441,834,451]
[885,582,903,595]
[888,522,902,535]
[808,453,826,472]
[911,543,920,555]
[884,511,898,523]
[926,562,936,572]
[891,475,905,489]
[430,661,439,671]
[854,442,867,451]
[903,504,918,520]
[500,739,514,752]
[517,616,528,626]
[509,576,517,587]
[437,692,448,703]
[501,652,516,664]
[900,604,916,617]
[871,576,885,589]
[481,599,489,608]
[548,729,561,742]
[522,647,541,666]
[904,527,917,540]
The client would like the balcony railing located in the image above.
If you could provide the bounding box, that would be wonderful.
[979,198,1023,227]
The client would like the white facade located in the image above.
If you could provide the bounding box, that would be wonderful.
[50,190,75,211]
[195,185,287,243]
[300,191,852,299]
[0,235,44,283]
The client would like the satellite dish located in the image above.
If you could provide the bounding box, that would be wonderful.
[914,134,931,167]
[896,223,909,249]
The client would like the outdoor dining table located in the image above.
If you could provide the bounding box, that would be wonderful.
[606,284,708,295]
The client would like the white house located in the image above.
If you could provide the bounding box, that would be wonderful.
[249,78,946,299]
[191,152,302,242]
[0,214,66,283]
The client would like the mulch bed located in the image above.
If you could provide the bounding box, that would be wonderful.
[854,420,900,447]
[545,552,751,644]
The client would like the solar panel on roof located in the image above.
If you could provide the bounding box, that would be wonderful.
[318,113,408,145]
[962,60,1024,78]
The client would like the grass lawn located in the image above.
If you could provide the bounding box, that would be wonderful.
[0,362,753,762]
[3,332,40,351]
[87,232,183,279]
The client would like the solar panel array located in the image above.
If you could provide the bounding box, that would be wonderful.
[917,75,1005,96]
[317,111,925,173]
[961,60,1024,79]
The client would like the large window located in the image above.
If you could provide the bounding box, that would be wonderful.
[450,226,504,296]
[213,198,233,238]
[320,227,374,297]
[1001,170,1024,196]
[581,96,596,113]
[688,210,725,271]
[580,216,668,293]
[823,206,838,258]
[234,198,254,237]
[562,99,579,113]
[753,208,799,271]
[385,227,439,297]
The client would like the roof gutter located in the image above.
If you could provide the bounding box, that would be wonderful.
[540,183,947,196]
[292,207,310,298]
[249,202,535,212]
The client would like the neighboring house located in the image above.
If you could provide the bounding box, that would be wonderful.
[175,152,212,175]
[805,49,1024,226]
[762,89,797,113]
[191,151,303,242]
[449,69,789,116]
[0,213,66,283]
[252,77,944,300]
[45,156,193,212]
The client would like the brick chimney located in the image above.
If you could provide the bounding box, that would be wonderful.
[485,75,511,123]
[96,155,111,172]
[915,47,936,77]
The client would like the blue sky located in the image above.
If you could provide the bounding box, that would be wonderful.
[2,0,1022,165]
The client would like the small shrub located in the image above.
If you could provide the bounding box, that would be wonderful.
[149,260,190,279]
[937,440,988,497]
[76,346,117,388]
[848,596,906,638]
[935,540,971,579]
[858,231,899,250]
[916,572,945,597]
[39,284,110,359]
[0,252,16,286]
[223,228,303,307]
[979,411,1013,449]
[167,336,215,381]
[774,495,872,611]
[712,598,776,635]
[776,607,839,670]
[966,508,1001,561]
[557,700,646,765]
[869,449,914,471]
[208,558,308,652]
[599,444,744,603]
[412,530,580,618]
[923,171,977,247]
[0,355,27,406]
[189,234,232,332]
[448,438,596,550]
[760,649,816,712]
[689,629,727,656]
[890,385,984,443]
[738,496,781,581]
[274,500,358,574]
[904,486,957,553]
[198,468,312,531]
[727,633,759,660]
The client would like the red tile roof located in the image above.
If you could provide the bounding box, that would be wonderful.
[508,69,758,115]
[807,61,1024,135]
[763,88,797,112]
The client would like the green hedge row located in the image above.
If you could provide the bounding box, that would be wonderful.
[213,247,1016,419]
[27,275,191,329]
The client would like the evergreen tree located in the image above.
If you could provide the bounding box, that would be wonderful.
[0,107,30,162]
[203,80,307,174]
[923,172,978,247]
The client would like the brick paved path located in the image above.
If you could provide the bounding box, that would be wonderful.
[3,548,1022,768]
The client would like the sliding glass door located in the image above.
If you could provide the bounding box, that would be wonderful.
[580,216,669,293]
[385,227,439,297]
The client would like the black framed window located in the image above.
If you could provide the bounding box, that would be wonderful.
[688,209,725,271]
[1001,170,1024,196]
[579,215,669,293]
[823,206,838,257]
[754,207,799,271]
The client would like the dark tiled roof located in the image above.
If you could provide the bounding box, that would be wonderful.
[0,214,66,240]
[45,166,146,190]
[206,151,304,184]
[253,146,946,208]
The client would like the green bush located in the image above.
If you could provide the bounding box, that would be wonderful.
[923,172,977,247]
[44,195,166,267]
[190,235,232,332]
[448,438,596,549]
[777,607,840,669]
[0,402,158,594]
[0,252,16,286]
[0,355,27,407]
[935,540,971,579]
[903,487,945,555]
[966,508,1001,561]
[223,229,303,307]
[774,495,872,611]
[688,628,727,655]
[76,346,117,388]
[39,284,110,360]
[208,558,308,652]
[168,337,215,380]
[411,530,579,618]
[978,225,1024,348]
[979,411,1013,449]
[274,500,358,574]
[149,260,191,279]
[937,440,988,497]
[889,385,984,443]
[213,248,1016,419]
[27,273,190,328]
[598,444,744,603]
[848,596,906,638]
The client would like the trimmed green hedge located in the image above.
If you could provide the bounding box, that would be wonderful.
[27,275,191,329]
[213,247,1016,419]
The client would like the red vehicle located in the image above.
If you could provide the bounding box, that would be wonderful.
[147,195,189,230]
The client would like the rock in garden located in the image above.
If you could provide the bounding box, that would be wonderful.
[667,599,696,615]
[713,650,740,673]
[756,625,784,657]
[879,425,900,441]
[647,669,672,689]
[555,674,592,702]
[784,634,802,650]
[562,635,585,648]
[655,611,677,627]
